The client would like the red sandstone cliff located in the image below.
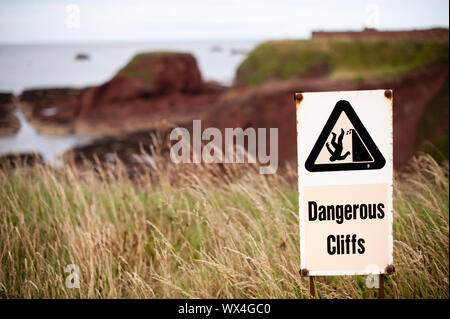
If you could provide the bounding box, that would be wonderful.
[17,49,449,170]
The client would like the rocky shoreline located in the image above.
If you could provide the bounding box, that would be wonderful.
[1,36,448,170]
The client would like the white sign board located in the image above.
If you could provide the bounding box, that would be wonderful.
[296,89,393,276]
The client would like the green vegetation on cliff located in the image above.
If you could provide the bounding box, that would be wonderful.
[235,40,449,85]
[117,51,180,84]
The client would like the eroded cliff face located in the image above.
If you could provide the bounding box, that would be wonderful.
[14,50,449,170]
[77,52,204,117]
[204,65,449,169]
[18,53,223,137]
[374,65,448,167]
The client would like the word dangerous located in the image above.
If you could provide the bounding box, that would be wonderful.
[308,201,385,224]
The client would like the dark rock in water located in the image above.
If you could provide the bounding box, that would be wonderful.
[230,48,247,55]
[0,92,20,136]
[0,112,20,136]
[211,46,222,53]
[64,128,174,176]
[19,88,84,136]
[75,53,89,60]
[0,152,44,168]
[0,92,13,106]
[65,128,170,163]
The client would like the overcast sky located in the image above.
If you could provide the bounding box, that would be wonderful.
[0,0,448,43]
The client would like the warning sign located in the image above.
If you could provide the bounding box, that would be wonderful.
[296,90,393,276]
[305,100,385,172]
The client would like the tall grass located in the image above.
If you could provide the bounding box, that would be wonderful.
[0,154,448,298]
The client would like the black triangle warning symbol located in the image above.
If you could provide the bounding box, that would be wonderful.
[305,100,385,172]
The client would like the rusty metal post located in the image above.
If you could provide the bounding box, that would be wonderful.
[309,276,315,299]
[378,274,385,299]
[300,268,316,299]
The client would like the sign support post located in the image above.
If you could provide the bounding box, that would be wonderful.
[300,268,316,298]
[310,276,315,298]
[378,275,384,299]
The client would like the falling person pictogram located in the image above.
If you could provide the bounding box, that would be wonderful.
[305,100,386,172]
[325,128,350,162]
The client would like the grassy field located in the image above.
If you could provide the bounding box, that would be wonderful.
[235,39,449,86]
[0,154,448,298]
